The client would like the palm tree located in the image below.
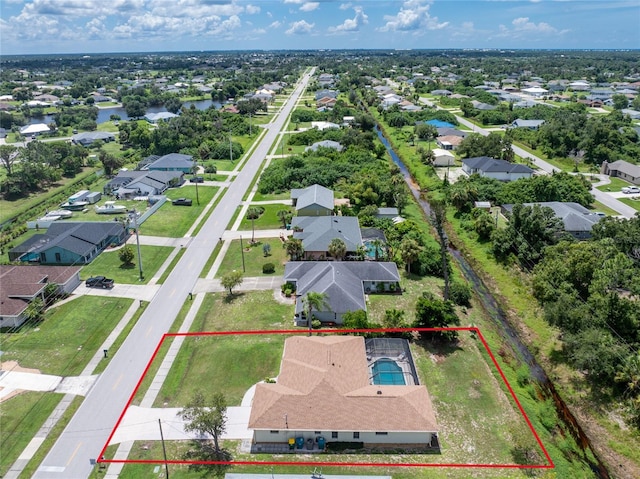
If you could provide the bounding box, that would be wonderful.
[246,207,262,243]
[399,238,422,274]
[369,238,385,261]
[283,237,304,261]
[302,291,330,336]
[277,209,292,228]
[328,238,347,261]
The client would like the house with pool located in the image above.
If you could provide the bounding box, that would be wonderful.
[248,335,439,452]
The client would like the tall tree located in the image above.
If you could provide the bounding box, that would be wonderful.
[430,200,451,300]
[283,237,304,261]
[179,391,231,477]
[277,209,292,229]
[0,145,19,176]
[328,238,347,261]
[399,237,422,273]
[414,291,460,341]
[302,291,329,335]
[246,206,262,243]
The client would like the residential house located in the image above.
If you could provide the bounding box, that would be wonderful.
[374,208,399,220]
[430,89,452,96]
[502,202,602,240]
[19,123,50,136]
[601,160,640,185]
[511,119,545,130]
[316,97,337,109]
[285,262,400,325]
[317,73,335,86]
[71,131,115,147]
[314,90,338,101]
[431,148,456,166]
[9,222,128,265]
[305,140,343,153]
[248,336,438,448]
[145,112,179,123]
[116,171,184,197]
[311,121,340,131]
[0,265,82,328]
[462,157,533,181]
[145,153,195,173]
[291,184,334,216]
[290,216,362,260]
[522,87,548,97]
[436,127,467,139]
[621,109,640,120]
[436,135,463,150]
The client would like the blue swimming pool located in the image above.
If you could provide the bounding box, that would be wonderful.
[371,358,406,385]
[364,240,384,260]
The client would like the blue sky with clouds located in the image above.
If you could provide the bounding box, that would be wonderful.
[1,0,638,55]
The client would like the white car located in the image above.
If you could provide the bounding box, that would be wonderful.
[621,186,640,194]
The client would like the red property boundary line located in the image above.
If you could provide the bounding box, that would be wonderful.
[98,327,554,470]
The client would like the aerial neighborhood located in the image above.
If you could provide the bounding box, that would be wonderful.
[0,48,639,479]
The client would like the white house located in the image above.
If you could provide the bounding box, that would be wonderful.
[431,148,455,166]
[248,336,439,450]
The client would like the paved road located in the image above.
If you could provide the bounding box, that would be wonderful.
[453,116,637,219]
[34,68,315,479]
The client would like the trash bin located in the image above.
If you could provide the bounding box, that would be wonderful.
[288,438,295,450]
[296,436,304,449]
[317,436,325,450]
[306,438,314,450]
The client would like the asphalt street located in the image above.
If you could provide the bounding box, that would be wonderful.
[33,68,315,479]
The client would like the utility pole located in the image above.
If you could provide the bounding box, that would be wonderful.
[239,235,246,272]
[158,419,169,479]
[229,133,233,162]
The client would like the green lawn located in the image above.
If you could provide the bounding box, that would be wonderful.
[618,196,640,211]
[238,203,291,230]
[251,191,291,202]
[0,296,133,375]
[0,392,64,477]
[140,186,218,237]
[596,176,632,192]
[81,245,174,284]
[215,238,288,278]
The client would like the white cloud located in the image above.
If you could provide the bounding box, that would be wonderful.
[497,16,569,37]
[245,4,260,15]
[339,3,352,10]
[378,0,448,33]
[300,2,319,12]
[285,19,314,35]
[328,6,368,34]
[269,20,282,29]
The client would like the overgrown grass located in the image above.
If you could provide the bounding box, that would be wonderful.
[215,238,288,278]
[0,296,133,375]
[81,246,174,284]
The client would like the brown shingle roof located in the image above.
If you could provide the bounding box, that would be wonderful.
[249,336,438,433]
[0,265,80,316]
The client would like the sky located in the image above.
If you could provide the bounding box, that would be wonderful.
[1,0,639,55]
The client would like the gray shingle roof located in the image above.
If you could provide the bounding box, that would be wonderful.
[502,202,601,232]
[291,216,362,252]
[291,184,334,211]
[147,153,194,169]
[284,261,400,315]
[464,157,533,174]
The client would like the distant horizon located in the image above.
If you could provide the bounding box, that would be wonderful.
[3,47,639,60]
[1,1,638,56]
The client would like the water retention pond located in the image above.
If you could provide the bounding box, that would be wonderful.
[375,125,610,478]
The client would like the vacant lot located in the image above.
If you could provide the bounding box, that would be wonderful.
[140,186,218,237]
[237,203,291,230]
[215,238,288,278]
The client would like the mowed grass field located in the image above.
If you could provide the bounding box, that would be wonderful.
[215,238,288,278]
[81,245,174,284]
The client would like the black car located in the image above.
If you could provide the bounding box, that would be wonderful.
[86,276,115,289]
[172,198,193,206]
[189,176,204,183]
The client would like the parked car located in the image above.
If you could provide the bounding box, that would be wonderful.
[189,176,204,183]
[172,198,193,206]
[621,186,640,194]
[86,276,115,289]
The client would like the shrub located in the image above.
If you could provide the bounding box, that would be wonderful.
[281,281,296,294]
[326,441,364,451]
[262,262,275,274]
[449,281,472,307]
